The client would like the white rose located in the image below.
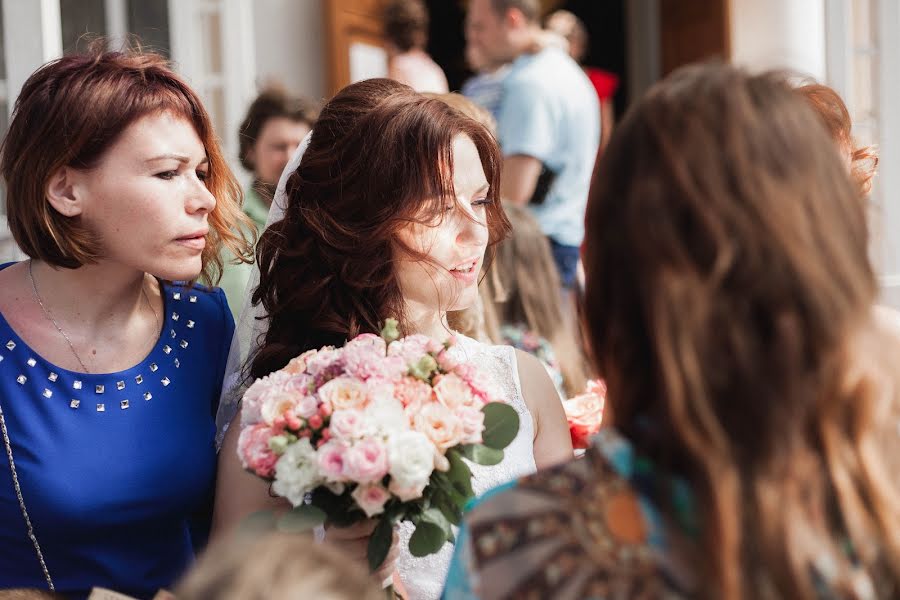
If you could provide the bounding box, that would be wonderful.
[387,431,436,491]
[271,438,324,507]
[366,397,408,436]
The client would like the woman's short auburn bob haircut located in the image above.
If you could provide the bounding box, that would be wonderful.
[0,45,251,285]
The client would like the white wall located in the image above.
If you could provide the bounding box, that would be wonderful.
[729,0,826,80]
[252,0,326,102]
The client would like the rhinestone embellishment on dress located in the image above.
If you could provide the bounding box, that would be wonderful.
[163,345,172,355]
[6,340,15,351]
[144,392,152,401]
[120,400,129,410]
[135,374,143,384]
[161,377,170,387]
[180,340,188,349]
[73,380,82,390]
[26,358,36,367]
[47,372,58,382]
[16,375,26,385]
[149,363,158,372]
[116,381,125,391]
[96,403,105,412]
[42,389,52,399]
[189,296,197,303]
[70,399,80,409]
[173,292,181,300]
[172,313,179,321]
[187,320,195,329]
[95,385,104,394]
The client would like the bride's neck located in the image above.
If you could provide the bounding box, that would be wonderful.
[404,302,451,340]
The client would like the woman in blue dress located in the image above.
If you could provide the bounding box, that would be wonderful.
[0,48,251,598]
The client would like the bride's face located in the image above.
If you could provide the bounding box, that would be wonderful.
[395,134,491,316]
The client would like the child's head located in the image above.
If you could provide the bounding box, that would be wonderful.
[176,533,383,600]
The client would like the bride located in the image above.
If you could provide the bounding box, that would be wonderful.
[211,78,572,599]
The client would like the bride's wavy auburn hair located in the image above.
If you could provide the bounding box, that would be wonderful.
[583,64,900,598]
[250,78,508,379]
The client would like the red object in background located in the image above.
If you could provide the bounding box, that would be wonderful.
[563,380,606,450]
[585,67,619,101]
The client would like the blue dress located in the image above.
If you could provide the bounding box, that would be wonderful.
[0,264,234,599]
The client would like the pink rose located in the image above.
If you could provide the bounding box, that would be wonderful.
[387,334,431,364]
[317,376,369,411]
[286,374,314,395]
[344,333,387,355]
[413,402,464,450]
[436,349,459,372]
[238,423,279,478]
[296,395,319,419]
[562,381,606,449]
[344,439,389,484]
[241,371,292,425]
[456,405,485,445]
[394,376,433,410]
[432,373,476,410]
[317,440,350,482]
[388,478,428,502]
[329,409,370,441]
[260,389,301,427]
[283,349,319,375]
[454,363,501,404]
[351,483,391,517]
[305,347,343,378]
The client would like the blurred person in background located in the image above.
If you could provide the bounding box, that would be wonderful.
[383,0,449,94]
[220,87,319,319]
[545,9,619,154]
[177,532,383,600]
[465,0,599,291]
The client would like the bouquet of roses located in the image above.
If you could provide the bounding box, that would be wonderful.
[237,319,519,570]
[562,379,606,449]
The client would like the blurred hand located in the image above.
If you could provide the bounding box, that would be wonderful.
[324,519,400,585]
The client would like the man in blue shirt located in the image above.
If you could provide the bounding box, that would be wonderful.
[465,0,600,288]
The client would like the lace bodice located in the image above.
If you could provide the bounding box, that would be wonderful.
[397,334,537,600]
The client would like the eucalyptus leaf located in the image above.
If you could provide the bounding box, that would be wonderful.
[408,520,447,557]
[276,504,327,532]
[421,507,452,537]
[481,402,520,449]
[459,443,504,466]
[446,450,474,498]
[367,516,395,572]
[237,510,277,536]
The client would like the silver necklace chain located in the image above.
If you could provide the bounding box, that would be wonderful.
[3,260,162,590]
[27,259,160,373]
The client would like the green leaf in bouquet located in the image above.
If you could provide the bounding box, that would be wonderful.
[276,504,327,533]
[237,510,277,536]
[446,450,474,499]
[310,486,363,527]
[422,507,452,538]
[434,490,464,525]
[409,509,451,557]
[367,515,395,572]
[459,443,504,466]
[481,402,520,450]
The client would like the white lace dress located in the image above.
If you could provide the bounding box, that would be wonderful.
[397,334,537,599]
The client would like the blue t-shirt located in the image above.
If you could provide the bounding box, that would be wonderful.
[496,47,600,247]
[0,265,234,599]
